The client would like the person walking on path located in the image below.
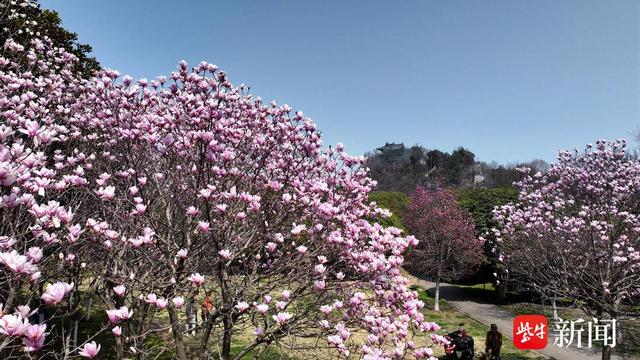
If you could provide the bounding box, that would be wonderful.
[485,323,502,360]
[185,295,198,335]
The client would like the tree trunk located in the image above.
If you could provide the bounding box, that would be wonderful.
[167,305,188,360]
[434,278,441,311]
[222,315,233,359]
[72,320,78,349]
[86,297,93,320]
[602,345,611,360]
[498,273,508,301]
[199,315,214,359]
[600,300,620,360]
[552,298,558,321]
[115,337,123,360]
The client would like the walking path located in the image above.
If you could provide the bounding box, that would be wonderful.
[409,277,624,360]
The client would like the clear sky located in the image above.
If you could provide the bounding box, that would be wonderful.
[41,0,640,164]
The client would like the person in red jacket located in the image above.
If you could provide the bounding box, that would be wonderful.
[201,290,214,324]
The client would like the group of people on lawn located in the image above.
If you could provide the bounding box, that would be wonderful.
[446,323,503,360]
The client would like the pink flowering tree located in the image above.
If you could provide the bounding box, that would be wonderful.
[0,36,106,358]
[493,140,640,360]
[404,187,484,311]
[1,36,445,359]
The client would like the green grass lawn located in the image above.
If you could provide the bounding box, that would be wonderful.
[454,283,496,291]
[412,286,548,360]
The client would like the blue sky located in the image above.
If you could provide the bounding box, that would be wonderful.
[41,0,640,164]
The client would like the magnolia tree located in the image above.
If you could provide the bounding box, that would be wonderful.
[0,37,447,359]
[0,37,102,358]
[404,187,484,311]
[493,140,640,360]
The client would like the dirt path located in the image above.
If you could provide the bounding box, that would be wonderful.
[409,277,624,360]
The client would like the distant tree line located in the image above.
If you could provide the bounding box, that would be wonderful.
[365,144,549,193]
[365,142,546,294]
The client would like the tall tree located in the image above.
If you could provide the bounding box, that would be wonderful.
[405,187,484,311]
[0,36,444,359]
[0,0,99,77]
[456,187,518,287]
[494,140,640,360]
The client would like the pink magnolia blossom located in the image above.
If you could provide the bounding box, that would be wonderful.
[172,296,185,308]
[196,221,210,233]
[22,324,46,352]
[0,236,17,250]
[186,206,199,216]
[113,285,126,298]
[176,249,188,259]
[314,280,326,290]
[30,272,41,282]
[14,305,33,318]
[320,305,333,316]
[276,301,287,310]
[235,302,249,312]
[265,242,277,253]
[78,341,101,358]
[112,326,122,337]
[218,249,231,260]
[106,306,133,324]
[314,264,326,274]
[256,304,269,314]
[145,293,158,305]
[96,186,115,200]
[189,273,205,287]
[0,314,28,336]
[0,250,37,274]
[253,327,264,337]
[41,282,74,305]
[155,298,168,310]
[26,247,43,263]
[272,312,292,324]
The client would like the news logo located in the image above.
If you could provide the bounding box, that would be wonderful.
[513,315,618,350]
[513,315,548,350]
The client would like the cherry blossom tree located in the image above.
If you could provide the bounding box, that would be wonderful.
[404,187,484,311]
[493,140,640,360]
[0,36,446,359]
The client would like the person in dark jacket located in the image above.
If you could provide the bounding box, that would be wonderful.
[485,323,503,360]
[185,295,198,335]
[455,328,474,360]
[447,323,474,360]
